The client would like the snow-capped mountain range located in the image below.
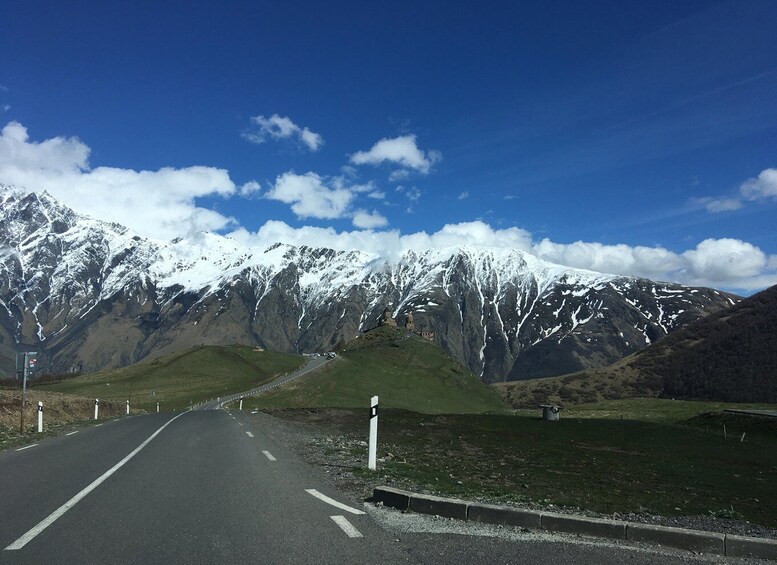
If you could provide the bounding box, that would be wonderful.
[0,186,737,381]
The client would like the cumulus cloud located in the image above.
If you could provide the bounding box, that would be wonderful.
[264,172,393,226]
[242,114,323,152]
[0,121,237,240]
[740,168,777,201]
[457,191,469,200]
[352,209,389,229]
[239,180,261,197]
[264,172,353,220]
[351,134,440,174]
[699,167,777,213]
[230,219,777,291]
[3,121,774,293]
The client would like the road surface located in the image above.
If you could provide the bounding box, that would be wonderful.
[0,408,753,564]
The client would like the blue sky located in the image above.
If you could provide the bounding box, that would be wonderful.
[1,0,776,292]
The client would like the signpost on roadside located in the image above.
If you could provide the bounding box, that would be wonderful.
[17,351,38,434]
[368,395,378,471]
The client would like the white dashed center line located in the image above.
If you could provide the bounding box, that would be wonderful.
[15,444,37,452]
[331,515,363,538]
[65,431,79,436]
[305,489,365,515]
[246,431,254,438]
[262,450,276,461]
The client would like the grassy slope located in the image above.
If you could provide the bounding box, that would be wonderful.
[246,326,505,414]
[494,359,653,408]
[271,397,777,527]
[41,345,304,411]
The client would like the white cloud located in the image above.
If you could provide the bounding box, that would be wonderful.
[740,168,777,201]
[299,127,323,152]
[388,169,410,182]
[264,171,353,220]
[3,121,774,293]
[0,121,237,240]
[703,197,743,213]
[242,114,323,152]
[230,218,777,291]
[351,134,440,174]
[367,190,385,200]
[682,238,766,281]
[352,209,389,229]
[698,167,777,213]
[457,191,469,200]
[395,185,422,202]
[239,180,261,197]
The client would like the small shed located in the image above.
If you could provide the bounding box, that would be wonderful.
[540,404,561,421]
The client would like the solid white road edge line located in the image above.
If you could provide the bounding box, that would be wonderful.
[246,431,254,438]
[305,489,365,515]
[15,444,37,452]
[331,515,363,538]
[262,450,276,461]
[94,423,103,427]
[65,431,78,436]
[5,410,190,551]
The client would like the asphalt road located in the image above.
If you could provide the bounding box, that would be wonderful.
[0,410,751,564]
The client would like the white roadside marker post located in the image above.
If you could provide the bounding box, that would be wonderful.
[156,402,160,413]
[239,397,243,410]
[94,399,99,420]
[368,395,378,471]
[37,401,43,433]
[126,400,130,415]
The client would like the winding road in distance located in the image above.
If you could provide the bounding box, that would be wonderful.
[0,362,743,564]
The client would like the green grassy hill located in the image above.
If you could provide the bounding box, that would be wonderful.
[40,345,304,411]
[244,326,505,414]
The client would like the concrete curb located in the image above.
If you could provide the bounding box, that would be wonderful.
[627,523,724,555]
[371,486,776,560]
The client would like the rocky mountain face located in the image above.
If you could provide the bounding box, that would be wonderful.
[0,187,738,382]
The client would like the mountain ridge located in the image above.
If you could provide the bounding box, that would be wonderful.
[0,186,737,381]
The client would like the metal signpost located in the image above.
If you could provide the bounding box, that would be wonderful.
[17,351,38,434]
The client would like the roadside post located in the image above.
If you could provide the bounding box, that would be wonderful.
[18,352,38,434]
[368,395,378,471]
[37,401,43,433]
[156,402,160,413]
[239,397,243,410]
[94,399,99,420]
[126,400,130,415]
